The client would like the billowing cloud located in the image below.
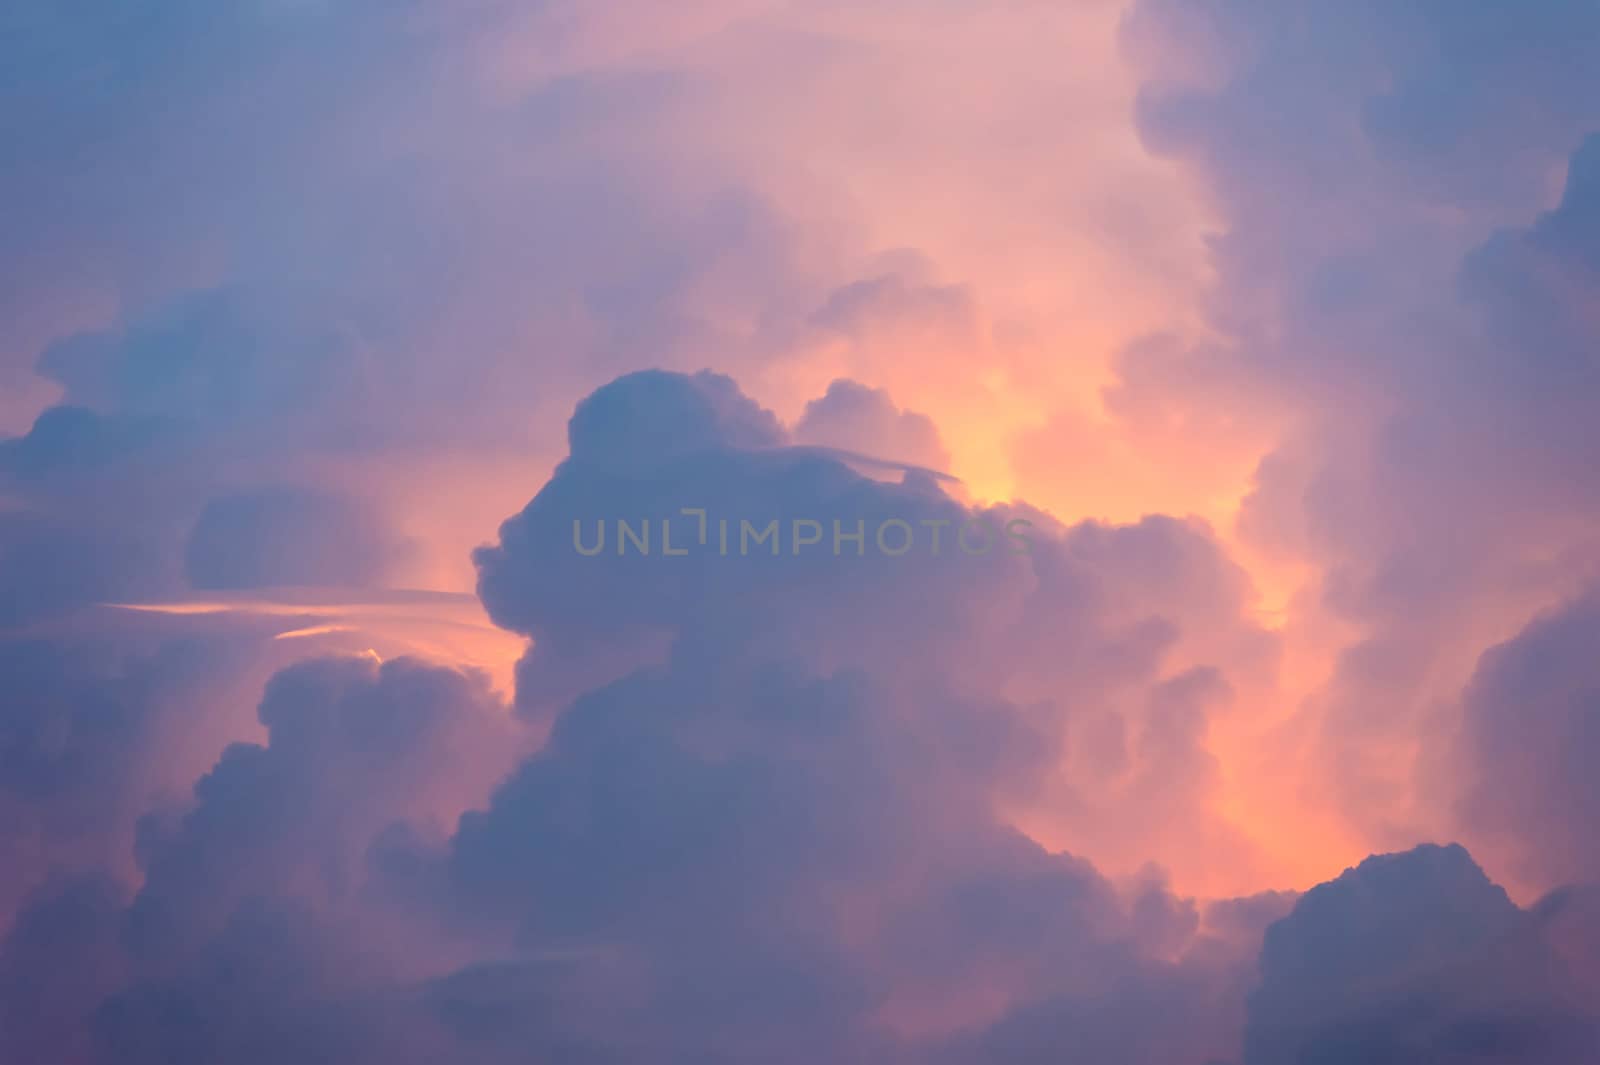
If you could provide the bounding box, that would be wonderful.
[793,377,951,473]
[4,0,1600,1060]
[0,370,1275,1062]
[476,371,1278,891]
[1454,591,1600,889]
[1245,844,1599,1065]
[1114,0,1600,888]
[0,349,1592,1061]
[0,654,517,1065]
[0,617,282,927]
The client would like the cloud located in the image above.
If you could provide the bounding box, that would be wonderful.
[0,654,518,1064]
[0,368,1288,1062]
[124,656,516,963]
[793,378,951,473]
[1454,590,1600,889]
[1244,844,1598,1064]
[474,371,1276,895]
[1117,0,1600,876]
[0,290,411,627]
[0,340,1592,1062]
[0,622,277,927]
[0,874,129,1065]
[2,0,1600,1059]
[184,489,401,591]
[0,635,1255,1063]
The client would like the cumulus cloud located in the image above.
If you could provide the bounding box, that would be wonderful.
[476,371,1277,887]
[0,654,517,1064]
[793,377,951,473]
[0,350,1594,1062]
[0,288,422,633]
[0,618,285,927]
[1117,0,1600,878]
[0,369,1281,1062]
[3,0,1600,1060]
[1454,590,1600,889]
[1245,844,1598,1065]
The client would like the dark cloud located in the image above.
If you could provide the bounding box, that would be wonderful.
[1,369,1287,1063]
[0,636,1259,1064]
[448,370,1277,1058]
[6,359,1597,1063]
[1455,591,1600,888]
[0,288,421,626]
[0,624,275,926]
[0,407,188,625]
[0,654,516,1065]
[185,489,399,590]
[124,655,514,967]
[35,288,376,441]
[475,372,1273,889]
[565,369,787,475]
[1245,844,1598,1065]
[443,646,1252,1063]
[0,874,129,1065]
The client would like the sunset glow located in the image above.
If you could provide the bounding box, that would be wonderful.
[4,2,1600,1062]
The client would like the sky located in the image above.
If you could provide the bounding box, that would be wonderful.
[2,1,1600,1062]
